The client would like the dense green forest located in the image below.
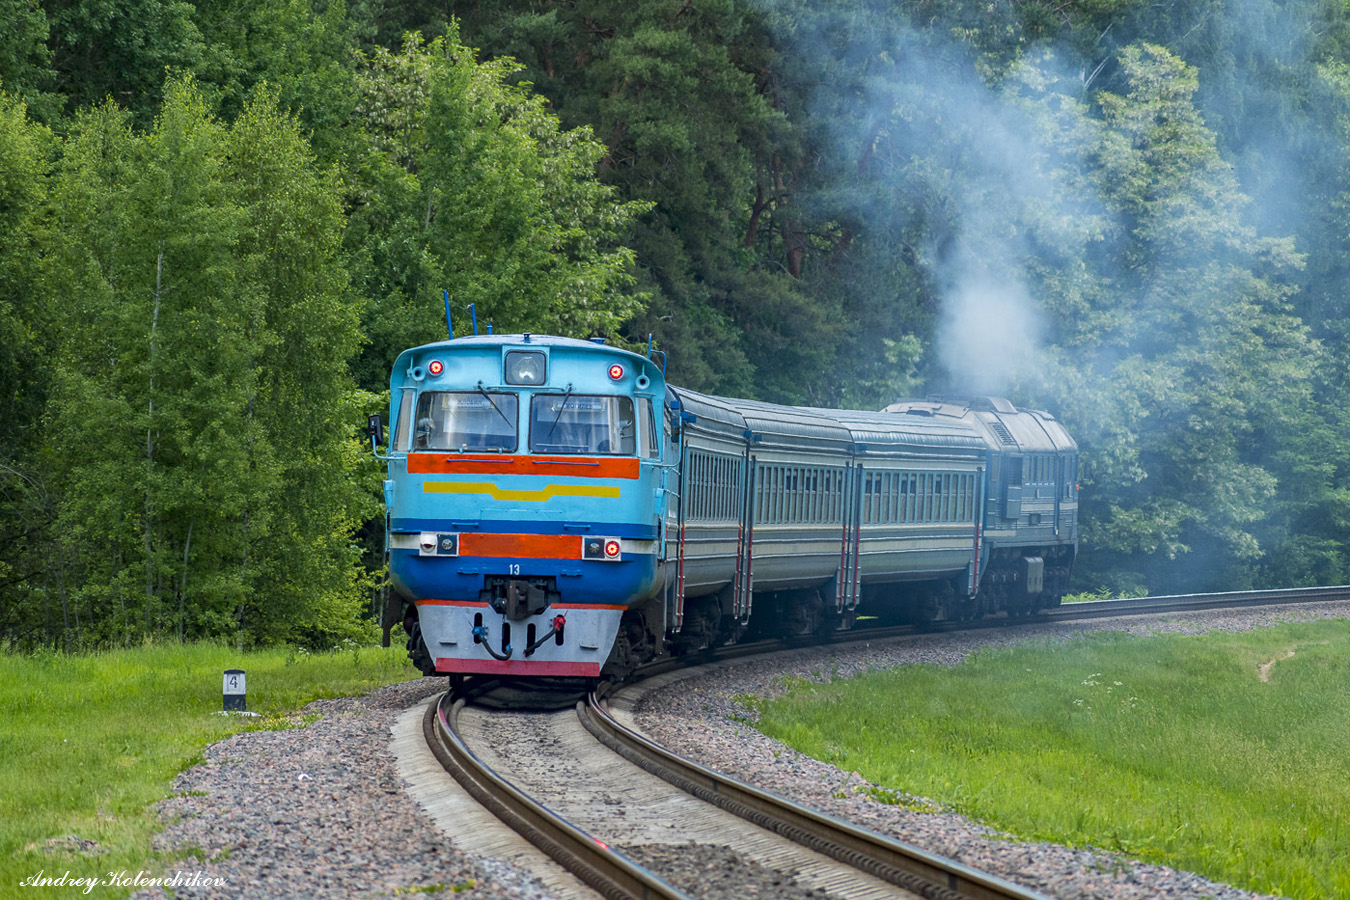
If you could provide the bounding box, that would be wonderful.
[2,0,1348,649]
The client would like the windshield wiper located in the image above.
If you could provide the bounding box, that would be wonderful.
[476,381,513,427]
[547,383,575,438]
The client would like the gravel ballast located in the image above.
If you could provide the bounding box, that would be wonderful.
[133,600,1348,900]
[627,602,1350,900]
[133,678,556,900]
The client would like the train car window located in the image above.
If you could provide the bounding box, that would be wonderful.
[755,467,764,522]
[638,400,659,459]
[707,456,716,519]
[689,454,699,520]
[702,455,710,520]
[724,458,734,521]
[717,457,725,520]
[864,473,874,525]
[394,389,416,451]
[694,454,703,519]
[714,457,723,520]
[874,472,885,528]
[871,472,880,524]
[529,395,636,455]
[414,391,518,452]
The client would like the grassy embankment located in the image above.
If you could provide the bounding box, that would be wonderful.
[746,620,1350,900]
[1,641,420,899]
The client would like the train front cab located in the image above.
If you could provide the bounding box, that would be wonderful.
[380,335,669,679]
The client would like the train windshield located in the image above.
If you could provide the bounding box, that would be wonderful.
[529,395,636,455]
[413,391,518,452]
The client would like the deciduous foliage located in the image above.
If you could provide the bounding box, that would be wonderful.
[7,0,1350,646]
[1022,46,1322,592]
[42,80,369,647]
[0,92,56,646]
[346,29,649,388]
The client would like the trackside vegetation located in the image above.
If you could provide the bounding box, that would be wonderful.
[6,0,1350,651]
[745,621,1350,900]
[0,642,419,898]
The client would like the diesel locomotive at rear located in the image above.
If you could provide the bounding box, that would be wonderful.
[371,334,1078,682]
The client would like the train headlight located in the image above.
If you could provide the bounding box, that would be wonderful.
[505,350,546,385]
[583,537,623,562]
[428,360,444,376]
[608,363,624,381]
[418,532,459,556]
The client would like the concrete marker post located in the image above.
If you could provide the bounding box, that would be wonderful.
[223,669,247,712]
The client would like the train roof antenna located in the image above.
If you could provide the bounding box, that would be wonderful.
[443,289,453,340]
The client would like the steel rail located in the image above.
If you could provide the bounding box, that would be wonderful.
[1040,584,1350,621]
[423,694,693,900]
[617,585,1350,684]
[579,691,1054,900]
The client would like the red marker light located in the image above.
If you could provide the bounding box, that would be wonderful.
[428,360,444,376]
[608,363,624,380]
[604,540,621,558]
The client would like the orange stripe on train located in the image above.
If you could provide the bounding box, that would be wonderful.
[459,532,582,559]
[407,454,640,478]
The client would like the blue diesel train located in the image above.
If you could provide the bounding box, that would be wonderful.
[370,334,1078,681]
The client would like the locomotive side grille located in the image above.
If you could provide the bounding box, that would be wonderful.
[989,420,1017,445]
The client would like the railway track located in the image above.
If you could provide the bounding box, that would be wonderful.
[421,585,1350,900]
[425,690,1053,900]
[1040,584,1350,621]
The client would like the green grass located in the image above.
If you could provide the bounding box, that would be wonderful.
[1,641,420,899]
[747,621,1350,900]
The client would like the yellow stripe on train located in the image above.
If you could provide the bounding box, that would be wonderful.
[422,481,621,502]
